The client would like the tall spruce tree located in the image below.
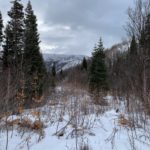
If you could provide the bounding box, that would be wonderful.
[89,38,108,92]
[2,25,13,69]
[82,57,87,71]
[6,0,24,69]
[24,1,46,103]
[0,11,3,49]
[52,63,56,77]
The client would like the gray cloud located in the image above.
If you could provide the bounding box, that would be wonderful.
[0,0,133,55]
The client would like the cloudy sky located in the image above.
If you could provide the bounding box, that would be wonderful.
[0,0,134,56]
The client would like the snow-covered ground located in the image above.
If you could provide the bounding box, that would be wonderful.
[0,87,150,150]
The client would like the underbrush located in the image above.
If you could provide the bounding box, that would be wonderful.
[1,85,150,150]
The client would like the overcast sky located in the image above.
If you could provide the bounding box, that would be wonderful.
[0,0,134,56]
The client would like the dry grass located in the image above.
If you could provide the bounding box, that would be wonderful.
[7,117,44,131]
[0,112,12,119]
[7,118,20,126]
[18,107,24,114]
[30,111,40,117]
[118,114,130,126]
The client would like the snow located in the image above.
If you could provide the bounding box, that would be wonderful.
[0,88,150,150]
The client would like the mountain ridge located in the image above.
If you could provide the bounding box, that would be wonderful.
[43,53,89,72]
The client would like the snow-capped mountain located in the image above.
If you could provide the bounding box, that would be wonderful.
[43,54,88,72]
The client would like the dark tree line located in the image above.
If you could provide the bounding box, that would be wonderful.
[87,0,150,109]
[0,0,47,109]
[108,0,150,114]
[0,11,3,49]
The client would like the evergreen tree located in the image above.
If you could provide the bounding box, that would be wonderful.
[2,25,13,69]
[0,11,3,49]
[82,57,87,71]
[6,0,24,69]
[52,63,56,77]
[129,35,137,55]
[139,13,150,55]
[89,38,108,92]
[24,1,46,103]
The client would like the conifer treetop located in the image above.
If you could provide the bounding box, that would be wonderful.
[0,11,3,45]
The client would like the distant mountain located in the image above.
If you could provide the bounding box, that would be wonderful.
[43,54,88,72]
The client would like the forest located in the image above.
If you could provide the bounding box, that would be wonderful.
[0,0,150,150]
